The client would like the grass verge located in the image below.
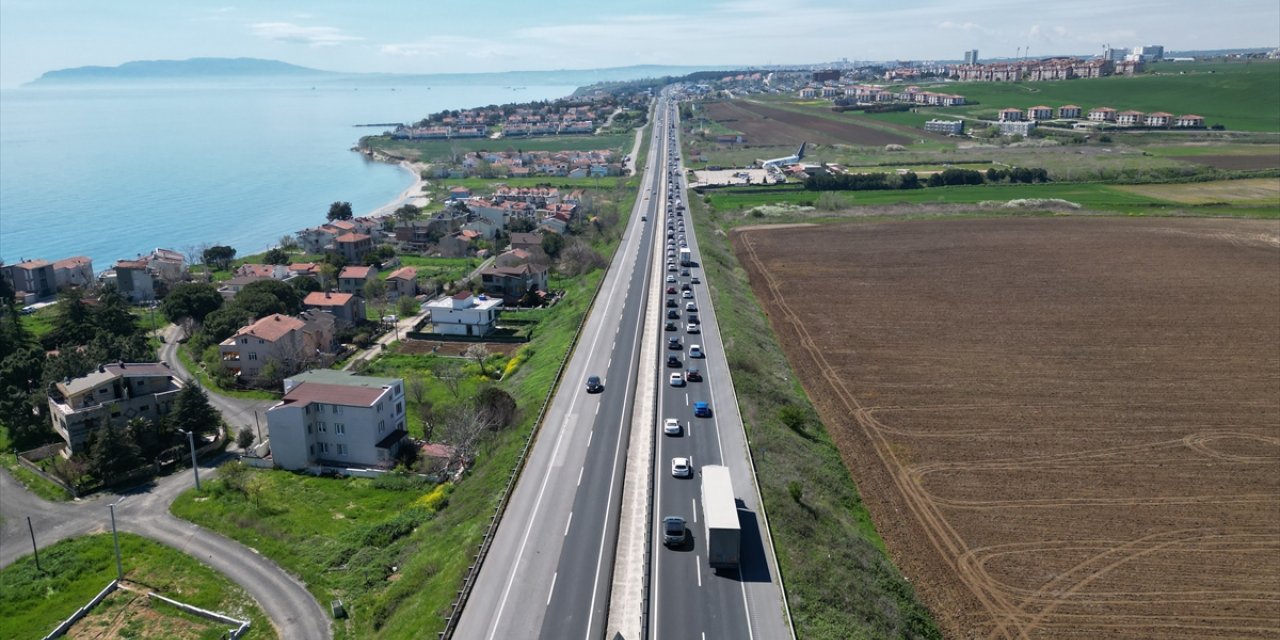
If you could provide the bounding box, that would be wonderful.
[175,344,280,401]
[688,189,941,638]
[0,427,71,502]
[0,533,272,640]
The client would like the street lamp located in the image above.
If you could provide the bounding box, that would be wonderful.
[178,429,201,491]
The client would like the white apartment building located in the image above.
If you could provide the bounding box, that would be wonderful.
[425,291,501,336]
[267,370,408,471]
[48,362,183,455]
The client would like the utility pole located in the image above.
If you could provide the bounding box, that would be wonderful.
[27,517,41,572]
[181,430,201,491]
[254,411,262,443]
[109,504,123,580]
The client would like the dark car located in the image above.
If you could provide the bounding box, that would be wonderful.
[666,298,677,308]
[666,286,677,294]
[680,283,691,291]
[665,321,678,331]
[667,309,679,319]
[687,314,700,325]
[666,354,682,368]
[663,516,686,546]
[668,337,682,350]
[685,367,702,382]
[585,375,603,393]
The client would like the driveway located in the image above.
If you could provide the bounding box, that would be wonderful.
[0,461,331,639]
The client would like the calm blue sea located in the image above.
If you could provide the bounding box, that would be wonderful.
[0,83,575,270]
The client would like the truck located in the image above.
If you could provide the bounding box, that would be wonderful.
[679,247,692,267]
[700,465,741,571]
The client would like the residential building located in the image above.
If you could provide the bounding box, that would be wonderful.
[2,259,56,302]
[338,265,376,296]
[1116,110,1145,126]
[495,248,533,268]
[267,370,408,471]
[479,263,549,303]
[425,291,500,336]
[146,248,186,283]
[964,49,979,65]
[219,313,336,381]
[289,263,321,278]
[384,267,418,301]
[52,256,94,291]
[798,87,818,98]
[998,108,1024,122]
[303,291,366,327]
[438,230,482,257]
[333,232,373,263]
[924,119,964,135]
[235,264,290,280]
[47,362,183,455]
[1088,107,1117,122]
[1134,45,1164,61]
[1174,114,1205,128]
[112,259,155,303]
[449,186,472,200]
[509,231,544,256]
[1057,105,1082,119]
[462,217,502,241]
[296,226,339,254]
[1144,112,1173,127]
[998,121,1037,136]
[1026,106,1054,121]
[217,275,271,299]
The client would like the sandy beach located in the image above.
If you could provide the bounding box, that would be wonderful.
[365,160,430,218]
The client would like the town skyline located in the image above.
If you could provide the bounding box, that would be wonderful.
[3,0,1278,87]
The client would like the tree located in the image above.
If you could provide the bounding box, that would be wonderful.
[49,288,97,347]
[318,263,338,289]
[87,423,144,482]
[394,203,420,221]
[291,275,322,296]
[327,201,354,222]
[397,295,419,318]
[541,232,565,258]
[433,360,464,399]
[236,427,256,450]
[363,277,387,303]
[197,305,252,348]
[202,245,237,271]
[48,455,89,494]
[237,279,303,316]
[91,287,138,338]
[161,282,224,326]
[465,344,491,377]
[172,383,222,436]
[129,416,174,460]
[408,376,429,405]
[263,247,290,265]
[475,386,517,430]
[277,234,299,251]
[437,402,491,468]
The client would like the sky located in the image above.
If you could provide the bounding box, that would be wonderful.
[2,0,1277,86]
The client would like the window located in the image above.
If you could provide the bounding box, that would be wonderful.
[377,402,383,413]
[309,444,314,455]
[317,404,325,413]
[307,424,312,434]
[378,420,385,433]
[333,405,342,415]
[335,424,345,436]
[241,338,248,344]
[337,444,348,455]
[317,422,327,432]
[248,353,257,361]
[319,442,330,453]
[396,401,403,415]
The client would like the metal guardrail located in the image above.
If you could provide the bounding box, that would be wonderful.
[439,240,618,639]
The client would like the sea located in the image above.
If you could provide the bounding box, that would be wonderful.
[0,82,576,271]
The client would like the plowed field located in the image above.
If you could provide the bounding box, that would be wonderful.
[734,217,1280,639]
[703,100,911,147]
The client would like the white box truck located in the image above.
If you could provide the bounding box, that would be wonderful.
[701,465,741,571]
[679,247,692,267]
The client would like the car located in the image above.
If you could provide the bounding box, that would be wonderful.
[667,264,677,272]
[666,298,677,308]
[691,276,701,284]
[585,375,603,393]
[689,345,703,358]
[668,337,682,350]
[664,418,682,436]
[671,457,692,478]
[663,516,687,545]
[667,354,682,368]
[669,372,685,387]
[682,290,693,299]
[687,314,700,325]
[667,309,679,319]
[666,274,676,283]
[680,268,690,276]
[693,401,712,418]
[664,321,677,331]
[641,215,647,221]
[685,366,702,382]
[680,283,691,291]
[685,302,697,312]
[686,324,700,334]
[666,286,676,294]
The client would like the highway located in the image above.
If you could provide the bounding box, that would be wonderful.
[648,101,793,640]
[453,95,670,640]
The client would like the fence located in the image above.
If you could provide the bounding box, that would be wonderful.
[43,580,117,639]
[148,591,251,639]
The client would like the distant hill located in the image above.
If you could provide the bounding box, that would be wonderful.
[31,58,332,84]
[28,58,724,87]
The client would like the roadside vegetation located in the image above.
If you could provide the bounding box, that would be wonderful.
[685,180,941,639]
[362,132,635,163]
[0,533,272,640]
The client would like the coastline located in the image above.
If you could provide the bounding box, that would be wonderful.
[364,159,429,218]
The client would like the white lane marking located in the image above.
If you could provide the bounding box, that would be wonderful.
[564,512,573,537]
[696,559,702,587]
[595,404,600,416]
[587,430,593,448]
[547,572,557,605]
[577,466,584,487]
[692,498,698,523]
[741,580,756,640]
[685,393,690,407]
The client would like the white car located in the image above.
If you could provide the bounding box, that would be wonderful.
[682,290,693,298]
[671,457,692,478]
[669,372,685,387]
[666,274,676,283]
[686,323,700,334]
[689,345,703,358]
[663,418,682,436]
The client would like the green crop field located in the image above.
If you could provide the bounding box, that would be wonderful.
[895,60,1280,132]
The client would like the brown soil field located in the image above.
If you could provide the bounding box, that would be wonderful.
[1178,155,1280,170]
[68,585,226,639]
[1114,178,1280,205]
[396,339,521,357]
[734,216,1280,639]
[703,100,911,147]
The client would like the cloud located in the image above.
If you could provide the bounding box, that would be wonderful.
[938,20,983,32]
[248,22,362,47]
[380,36,522,60]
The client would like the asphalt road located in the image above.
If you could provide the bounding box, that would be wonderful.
[649,103,793,640]
[0,461,330,639]
[453,99,667,640]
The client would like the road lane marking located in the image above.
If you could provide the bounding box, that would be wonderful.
[696,559,702,587]
[692,498,697,522]
[547,572,557,605]
[595,404,600,416]
[578,466,584,487]
[685,394,689,406]
[587,430,593,448]
[564,512,573,537]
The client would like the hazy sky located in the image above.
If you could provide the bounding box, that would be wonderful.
[2,0,1277,86]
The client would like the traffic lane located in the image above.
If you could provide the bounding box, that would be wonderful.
[457,163,655,639]
[541,191,654,638]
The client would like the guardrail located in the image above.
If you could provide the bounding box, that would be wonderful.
[438,247,617,639]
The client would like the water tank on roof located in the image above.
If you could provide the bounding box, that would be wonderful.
[477,294,488,300]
